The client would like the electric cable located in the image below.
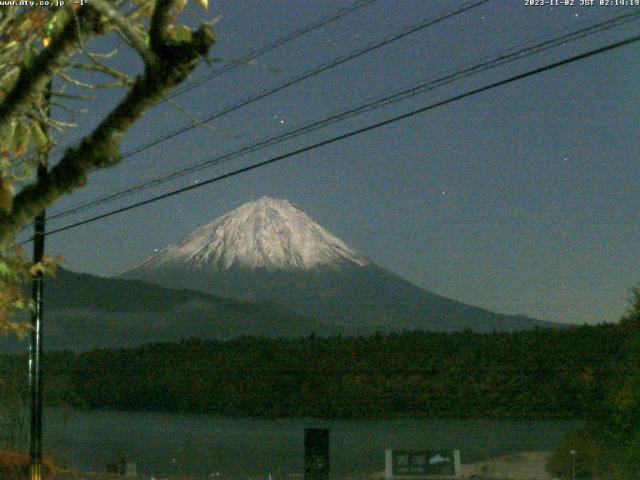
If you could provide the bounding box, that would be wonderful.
[100,0,492,162]
[45,10,640,222]
[19,31,639,243]
[41,0,379,162]
[167,0,379,100]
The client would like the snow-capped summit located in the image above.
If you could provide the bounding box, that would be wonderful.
[121,197,557,334]
[131,197,369,273]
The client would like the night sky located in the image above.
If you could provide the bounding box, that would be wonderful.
[31,0,640,325]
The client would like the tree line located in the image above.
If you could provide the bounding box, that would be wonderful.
[547,292,640,479]
[0,323,628,420]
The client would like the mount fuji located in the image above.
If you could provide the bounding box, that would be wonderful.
[121,197,557,333]
[130,196,369,273]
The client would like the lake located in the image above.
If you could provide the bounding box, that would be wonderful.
[33,408,581,478]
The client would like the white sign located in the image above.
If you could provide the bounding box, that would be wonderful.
[385,449,461,479]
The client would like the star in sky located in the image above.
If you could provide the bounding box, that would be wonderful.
[52,0,640,327]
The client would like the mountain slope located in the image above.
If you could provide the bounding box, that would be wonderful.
[130,196,368,272]
[125,263,553,332]
[0,268,340,353]
[122,197,558,333]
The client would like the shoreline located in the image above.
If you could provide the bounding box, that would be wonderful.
[51,451,554,480]
[461,451,553,480]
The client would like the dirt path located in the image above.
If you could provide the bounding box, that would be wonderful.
[461,451,554,480]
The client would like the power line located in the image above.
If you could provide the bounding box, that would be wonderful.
[22,32,639,242]
[45,0,496,220]
[102,0,492,161]
[45,10,640,222]
[42,0,378,163]
[167,0,379,100]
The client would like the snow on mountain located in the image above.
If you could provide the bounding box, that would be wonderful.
[131,197,369,272]
[121,197,559,333]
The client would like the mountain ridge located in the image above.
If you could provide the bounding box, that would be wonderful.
[122,197,559,333]
[0,267,341,353]
[129,197,368,274]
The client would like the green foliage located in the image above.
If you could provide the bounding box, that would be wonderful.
[546,430,610,479]
[0,374,27,451]
[619,287,640,332]
[0,247,58,338]
[1,324,627,420]
[548,286,640,479]
[0,0,213,336]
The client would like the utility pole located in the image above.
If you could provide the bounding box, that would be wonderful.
[29,81,50,480]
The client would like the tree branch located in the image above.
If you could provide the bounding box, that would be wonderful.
[59,71,129,90]
[0,7,102,132]
[165,98,238,138]
[52,91,98,102]
[0,4,215,243]
[70,62,135,85]
[90,0,158,67]
[150,0,175,56]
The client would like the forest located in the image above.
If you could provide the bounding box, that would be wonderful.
[0,323,628,420]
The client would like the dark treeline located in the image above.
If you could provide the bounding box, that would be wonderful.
[0,323,628,420]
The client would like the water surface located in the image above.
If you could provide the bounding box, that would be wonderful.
[41,409,579,478]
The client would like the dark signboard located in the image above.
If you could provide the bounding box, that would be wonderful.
[392,450,455,476]
[304,428,329,480]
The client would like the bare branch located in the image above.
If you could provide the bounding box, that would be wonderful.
[0,66,20,86]
[70,62,135,85]
[165,98,239,138]
[90,0,157,66]
[126,2,152,22]
[0,7,102,132]
[51,91,98,102]
[0,9,215,242]
[59,71,127,89]
[49,119,78,130]
[85,46,121,59]
[51,101,89,115]
[0,8,21,37]
[0,8,83,128]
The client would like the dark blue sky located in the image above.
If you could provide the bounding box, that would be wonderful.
[37,0,640,325]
